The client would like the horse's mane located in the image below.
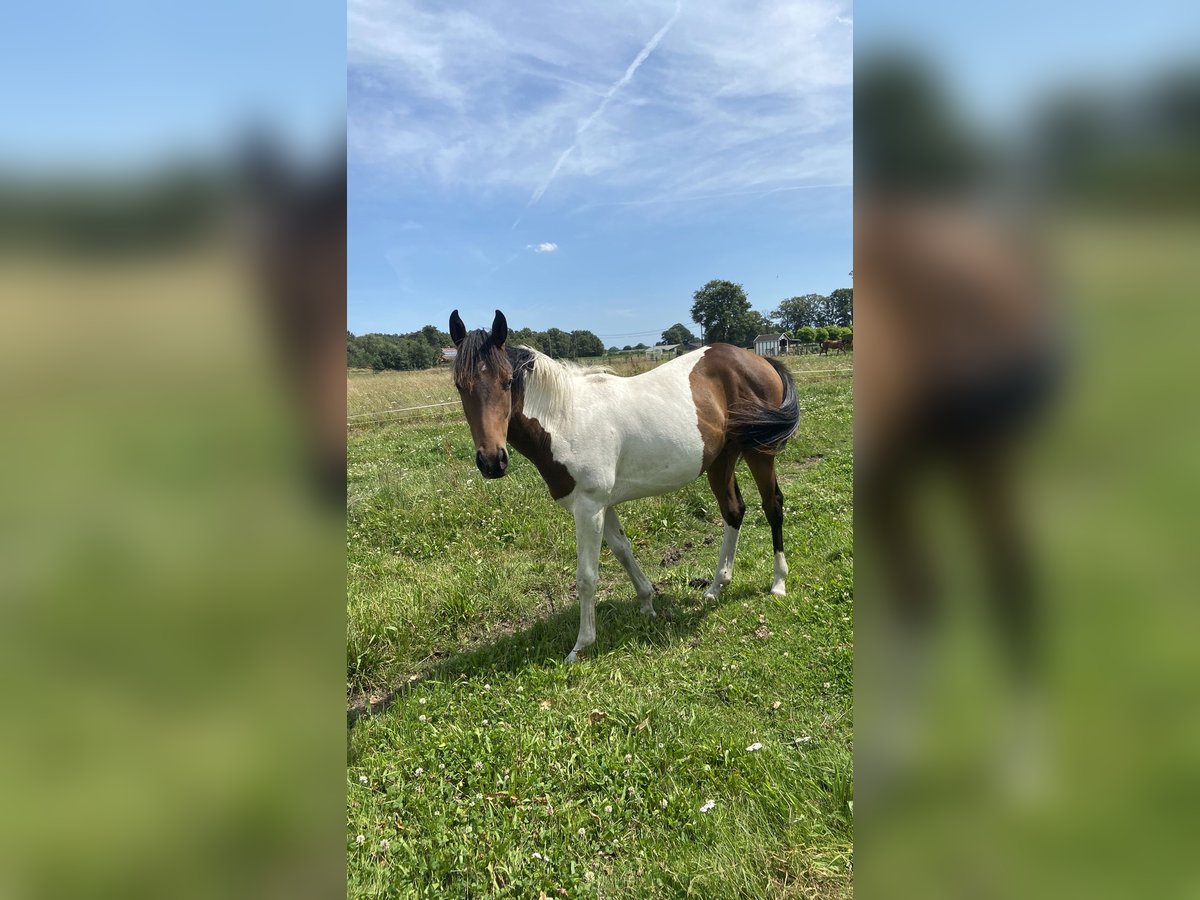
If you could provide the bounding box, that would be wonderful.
[513,346,611,425]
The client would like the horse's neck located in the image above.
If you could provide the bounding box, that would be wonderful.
[506,404,576,500]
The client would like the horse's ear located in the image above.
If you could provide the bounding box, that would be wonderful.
[449,309,467,347]
[491,309,508,348]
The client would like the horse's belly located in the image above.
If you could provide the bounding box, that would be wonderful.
[608,434,704,504]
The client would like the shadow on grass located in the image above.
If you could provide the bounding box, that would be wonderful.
[347,581,748,728]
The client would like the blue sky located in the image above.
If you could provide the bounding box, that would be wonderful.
[0,1,344,171]
[347,0,852,342]
[856,0,1200,130]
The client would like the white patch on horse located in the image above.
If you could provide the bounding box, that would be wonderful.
[705,523,741,600]
[772,551,789,597]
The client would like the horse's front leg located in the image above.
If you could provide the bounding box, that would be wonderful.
[566,502,605,663]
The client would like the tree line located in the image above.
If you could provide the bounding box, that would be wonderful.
[689,280,852,345]
[347,325,606,371]
[349,281,852,372]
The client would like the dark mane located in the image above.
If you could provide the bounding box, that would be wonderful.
[452,329,511,389]
[507,346,535,395]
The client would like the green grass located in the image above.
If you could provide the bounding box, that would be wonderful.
[347,356,853,898]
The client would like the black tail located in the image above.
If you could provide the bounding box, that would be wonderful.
[727,357,801,454]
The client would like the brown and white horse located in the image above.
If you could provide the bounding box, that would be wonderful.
[449,309,801,662]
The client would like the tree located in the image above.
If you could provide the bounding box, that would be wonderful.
[541,328,570,358]
[742,311,773,345]
[420,324,451,349]
[570,329,604,358]
[661,322,696,345]
[691,279,752,345]
[829,288,853,327]
[771,294,823,333]
[607,346,619,354]
[633,342,648,350]
[509,327,543,352]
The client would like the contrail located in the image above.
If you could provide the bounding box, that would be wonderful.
[526,0,683,208]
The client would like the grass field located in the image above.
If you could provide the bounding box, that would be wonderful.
[346,352,853,898]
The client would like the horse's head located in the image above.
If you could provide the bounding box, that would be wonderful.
[449,309,515,479]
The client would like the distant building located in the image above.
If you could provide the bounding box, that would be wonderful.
[645,343,681,360]
[439,347,457,363]
[753,333,790,356]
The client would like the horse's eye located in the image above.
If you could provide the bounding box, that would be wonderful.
[501,379,513,391]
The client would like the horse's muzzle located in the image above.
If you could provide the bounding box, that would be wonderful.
[476,447,509,479]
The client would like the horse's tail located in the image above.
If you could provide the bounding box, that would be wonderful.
[727,357,801,454]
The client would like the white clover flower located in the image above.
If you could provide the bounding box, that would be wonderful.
[418,697,427,705]
[379,839,390,851]
[604,805,613,814]
[699,800,716,814]
[578,828,587,837]
[474,761,483,770]
[355,834,365,845]
[414,767,424,776]
[660,799,668,809]
[746,742,764,752]
[623,754,632,764]
[418,714,427,723]
[358,775,368,784]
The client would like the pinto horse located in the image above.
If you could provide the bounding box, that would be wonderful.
[449,309,801,662]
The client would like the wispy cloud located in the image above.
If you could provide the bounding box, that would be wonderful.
[348,0,852,208]
[526,0,683,208]
[529,242,559,253]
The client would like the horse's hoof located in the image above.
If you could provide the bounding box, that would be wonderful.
[641,606,658,618]
[771,585,787,598]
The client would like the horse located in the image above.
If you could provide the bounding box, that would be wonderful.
[820,339,844,355]
[449,309,801,662]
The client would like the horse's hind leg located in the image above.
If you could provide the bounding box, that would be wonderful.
[745,451,788,596]
[603,507,656,616]
[704,448,746,601]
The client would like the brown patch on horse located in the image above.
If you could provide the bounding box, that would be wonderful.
[688,344,788,470]
[507,406,577,500]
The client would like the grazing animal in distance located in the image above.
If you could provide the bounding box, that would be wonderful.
[449,309,801,662]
